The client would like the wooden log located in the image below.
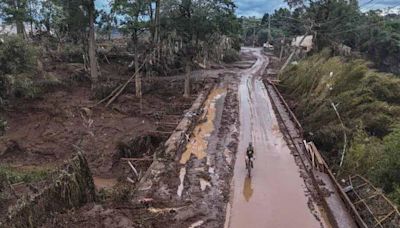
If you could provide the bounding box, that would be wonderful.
[149,130,173,134]
[128,161,139,177]
[121,158,153,161]
[127,177,135,184]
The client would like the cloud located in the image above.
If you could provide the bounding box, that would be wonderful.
[234,0,400,17]
[94,0,399,17]
[95,0,110,10]
[235,0,287,17]
[360,0,400,11]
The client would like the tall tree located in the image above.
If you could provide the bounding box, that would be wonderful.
[167,0,238,97]
[112,0,149,98]
[86,0,99,89]
[0,0,29,38]
[154,0,161,59]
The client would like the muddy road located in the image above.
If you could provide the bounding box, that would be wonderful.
[226,48,325,228]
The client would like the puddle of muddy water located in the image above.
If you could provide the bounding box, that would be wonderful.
[93,177,118,190]
[242,176,253,202]
[180,88,227,164]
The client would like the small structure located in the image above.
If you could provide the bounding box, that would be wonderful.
[263,42,274,51]
[291,35,313,52]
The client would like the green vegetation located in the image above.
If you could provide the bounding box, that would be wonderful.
[0,165,49,184]
[280,49,400,203]
[0,36,37,75]
[223,48,240,63]
[0,35,39,101]
[242,0,400,75]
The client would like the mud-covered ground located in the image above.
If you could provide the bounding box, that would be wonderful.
[0,80,202,176]
[0,58,215,216]
[35,58,251,228]
[1,50,257,227]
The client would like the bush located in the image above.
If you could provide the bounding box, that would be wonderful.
[0,35,37,75]
[280,50,400,205]
[370,127,400,193]
[0,36,39,101]
[280,50,400,158]
[222,48,240,63]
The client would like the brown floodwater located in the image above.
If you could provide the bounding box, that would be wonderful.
[93,176,118,191]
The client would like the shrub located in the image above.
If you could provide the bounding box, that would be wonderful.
[280,50,400,204]
[222,48,240,63]
[0,35,37,75]
[0,36,39,101]
[280,50,400,158]
[370,127,400,193]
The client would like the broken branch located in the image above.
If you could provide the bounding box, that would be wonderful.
[128,161,139,177]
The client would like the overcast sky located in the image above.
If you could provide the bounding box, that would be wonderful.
[95,0,400,18]
[234,0,400,17]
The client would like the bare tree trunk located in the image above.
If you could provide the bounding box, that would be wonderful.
[279,36,285,62]
[184,62,191,98]
[14,0,25,38]
[149,2,154,40]
[134,33,142,98]
[155,0,161,59]
[16,21,25,37]
[88,0,99,90]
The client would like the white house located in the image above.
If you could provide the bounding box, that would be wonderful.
[291,35,313,52]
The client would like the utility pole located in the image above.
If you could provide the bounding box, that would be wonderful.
[279,36,285,61]
[268,14,271,44]
[88,0,99,90]
[253,25,256,47]
[279,20,314,74]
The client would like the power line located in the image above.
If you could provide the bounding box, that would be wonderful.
[360,0,375,7]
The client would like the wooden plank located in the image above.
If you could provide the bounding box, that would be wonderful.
[376,210,395,227]
[121,158,153,161]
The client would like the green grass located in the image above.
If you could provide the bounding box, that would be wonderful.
[279,49,400,204]
[0,165,50,184]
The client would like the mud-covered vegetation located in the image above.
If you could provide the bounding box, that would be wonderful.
[0,152,96,228]
[279,49,400,204]
[0,165,49,184]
